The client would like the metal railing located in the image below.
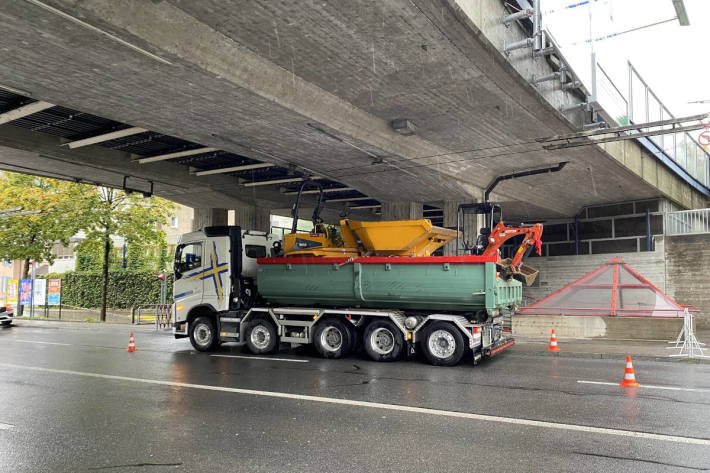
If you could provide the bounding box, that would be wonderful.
[500,0,710,192]
[628,63,710,187]
[665,208,710,236]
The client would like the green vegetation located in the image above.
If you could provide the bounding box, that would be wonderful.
[0,173,92,276]
[0,172,175,320]
[44,271,174,309]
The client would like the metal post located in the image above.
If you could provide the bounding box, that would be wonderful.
[533,0,541,50]
[574,216,580,255]
[130,306,135,324]
[628,62,633,123]
[590,52,597,104]
[646,208,652,251]
[30,262,35,318]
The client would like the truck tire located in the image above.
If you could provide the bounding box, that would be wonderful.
[363,319,404,362]
[189,316,219,352]
[422,321,465,366]
[313,318,354,359]
[246,318,278,355]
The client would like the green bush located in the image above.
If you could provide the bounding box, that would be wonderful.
[42,271,173,309]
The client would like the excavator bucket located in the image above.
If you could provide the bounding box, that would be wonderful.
[498,258,539,286]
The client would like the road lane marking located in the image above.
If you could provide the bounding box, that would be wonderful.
[0,422,14,430]
[211,354,309,363]
[578,380,710,393]
[13,340,72,346]
[1,363,709,446]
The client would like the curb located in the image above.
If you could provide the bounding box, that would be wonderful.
[508,346,710,365]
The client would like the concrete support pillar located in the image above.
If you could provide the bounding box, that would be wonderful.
[442,201,483,256]
[192,208,228,231]
[381,201,423,221]
[233,206,271,233]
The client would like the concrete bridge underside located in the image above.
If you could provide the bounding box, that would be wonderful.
[0,0,705,222]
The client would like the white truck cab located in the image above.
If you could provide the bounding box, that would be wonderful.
[172,226,277,341]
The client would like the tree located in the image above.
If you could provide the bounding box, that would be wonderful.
[78,187,174,321]
[0,172,91,276]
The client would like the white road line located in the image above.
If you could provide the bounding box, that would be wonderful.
[578,380,710,393]
[211,354,309,363]
[0,422,14,430]
[13,340,72,346]
[1,363,709,446]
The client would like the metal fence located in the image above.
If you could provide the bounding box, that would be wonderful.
[131,303,172,329]
[665,208,710,236]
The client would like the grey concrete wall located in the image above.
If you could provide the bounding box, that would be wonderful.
[381,202,423,221]
[665,234,710,328]
[192,208,228,231]
[513,315,682,340]
[233,206,271,233]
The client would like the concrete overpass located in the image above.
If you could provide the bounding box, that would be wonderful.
[0,0,706,231]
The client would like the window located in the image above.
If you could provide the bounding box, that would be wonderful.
[245,245,266,258]
[170,216,178,228]
[175,242,202,277]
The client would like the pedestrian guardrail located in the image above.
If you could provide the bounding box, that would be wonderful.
[665,208,710,236]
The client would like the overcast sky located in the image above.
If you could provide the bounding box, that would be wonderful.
[543,0,707,121]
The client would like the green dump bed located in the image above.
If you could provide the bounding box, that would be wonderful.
[256,255,522,315]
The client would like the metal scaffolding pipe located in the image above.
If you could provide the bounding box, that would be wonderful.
[533,46,554,57]
[532,72,560,84]
[503,9,533,26]
[560,102,588,113]
[561,80,582,90]
[504,37,533,55]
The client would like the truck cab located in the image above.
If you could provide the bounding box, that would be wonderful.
[172,226,277,340]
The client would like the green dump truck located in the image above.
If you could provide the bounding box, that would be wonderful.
[172,226,519,366]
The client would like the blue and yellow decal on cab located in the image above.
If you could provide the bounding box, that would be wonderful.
[186,242,229,304]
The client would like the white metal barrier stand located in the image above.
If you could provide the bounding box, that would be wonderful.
[668,308,708,359]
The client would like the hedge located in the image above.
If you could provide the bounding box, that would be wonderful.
[43,271,174,309]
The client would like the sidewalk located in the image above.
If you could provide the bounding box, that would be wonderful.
[510,331,710,364]
[8,317,166,333]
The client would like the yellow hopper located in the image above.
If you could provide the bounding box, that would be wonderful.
[283,218,460,258]
[342,219,460,257]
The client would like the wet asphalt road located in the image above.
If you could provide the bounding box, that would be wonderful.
[1,323,709,472]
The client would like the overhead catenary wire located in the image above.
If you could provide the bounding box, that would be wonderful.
[317,114,709,180]
[568,17,678,46]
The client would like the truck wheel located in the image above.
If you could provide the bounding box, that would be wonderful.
[363,319,404,362]
[422,321,465,366]
[246,318,278,355]
[313,318,354,359]
[189,316,219,352]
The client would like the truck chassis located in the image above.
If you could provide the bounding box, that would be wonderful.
[175,306,514,366]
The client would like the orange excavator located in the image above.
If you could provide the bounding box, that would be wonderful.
[457,202,543,285]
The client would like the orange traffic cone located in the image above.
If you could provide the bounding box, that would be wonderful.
[620,355,640,388]
[547,329,560,352]
[127,333,136,352]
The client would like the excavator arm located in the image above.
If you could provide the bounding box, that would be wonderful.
[481,221,543,279]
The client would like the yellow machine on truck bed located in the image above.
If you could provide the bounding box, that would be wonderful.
[283,218,460,257]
